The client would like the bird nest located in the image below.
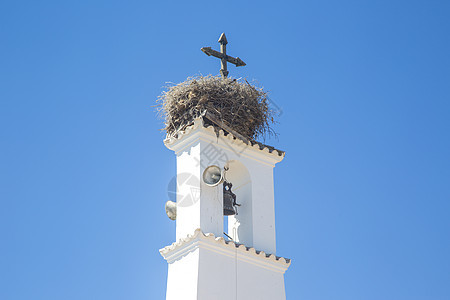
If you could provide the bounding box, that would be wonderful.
[157,75,276,141]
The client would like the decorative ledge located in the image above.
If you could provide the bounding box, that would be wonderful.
[163,117,285,159]
[160,228,291,273]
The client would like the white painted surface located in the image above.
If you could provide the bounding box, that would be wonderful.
[174,138,224,240]
[165,119,283,253]
[161,229,289,300]
[163,118,288,299]
[165,248,199,300]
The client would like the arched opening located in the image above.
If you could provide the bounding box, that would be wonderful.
[223,160,252,246]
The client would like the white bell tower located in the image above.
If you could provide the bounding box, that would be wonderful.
[160,117,291,300]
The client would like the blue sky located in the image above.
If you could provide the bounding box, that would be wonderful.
[1,1,449,299]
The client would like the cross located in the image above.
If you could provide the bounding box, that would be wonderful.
[201,33,246,78]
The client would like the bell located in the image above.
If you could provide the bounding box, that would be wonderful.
[223,181,237,216]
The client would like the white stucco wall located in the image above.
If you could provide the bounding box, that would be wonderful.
[197,246,287,300]
[165,248,199,300]
[161,230,290,300]
[165,119,283,254]
[163,119,289,300]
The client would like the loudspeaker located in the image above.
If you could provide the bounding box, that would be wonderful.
[165,200,177,220]
[202,165,224,187]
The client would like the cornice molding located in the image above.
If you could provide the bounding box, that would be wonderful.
[163,118,285,165]
[160,228,291,274]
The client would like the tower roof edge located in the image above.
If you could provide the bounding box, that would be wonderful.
[164,117,285,163]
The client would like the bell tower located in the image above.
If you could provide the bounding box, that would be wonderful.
[160,117,291,300]
[159,32,290,300]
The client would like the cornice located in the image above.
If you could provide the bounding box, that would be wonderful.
[163,118,285,165]
[160,228,291,274]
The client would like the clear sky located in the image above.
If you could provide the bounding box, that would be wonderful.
[1,1,449,299]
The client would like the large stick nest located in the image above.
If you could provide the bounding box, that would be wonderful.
[157,75,276,140]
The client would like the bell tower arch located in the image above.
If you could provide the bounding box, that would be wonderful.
[224,160,253,247]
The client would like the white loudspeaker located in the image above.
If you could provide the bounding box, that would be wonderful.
[165,200,177,220]
[202,165,224,187]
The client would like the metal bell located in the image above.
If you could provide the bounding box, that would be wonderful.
[223,181,237,216]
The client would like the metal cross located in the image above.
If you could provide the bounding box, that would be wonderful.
[201,33,246,78]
